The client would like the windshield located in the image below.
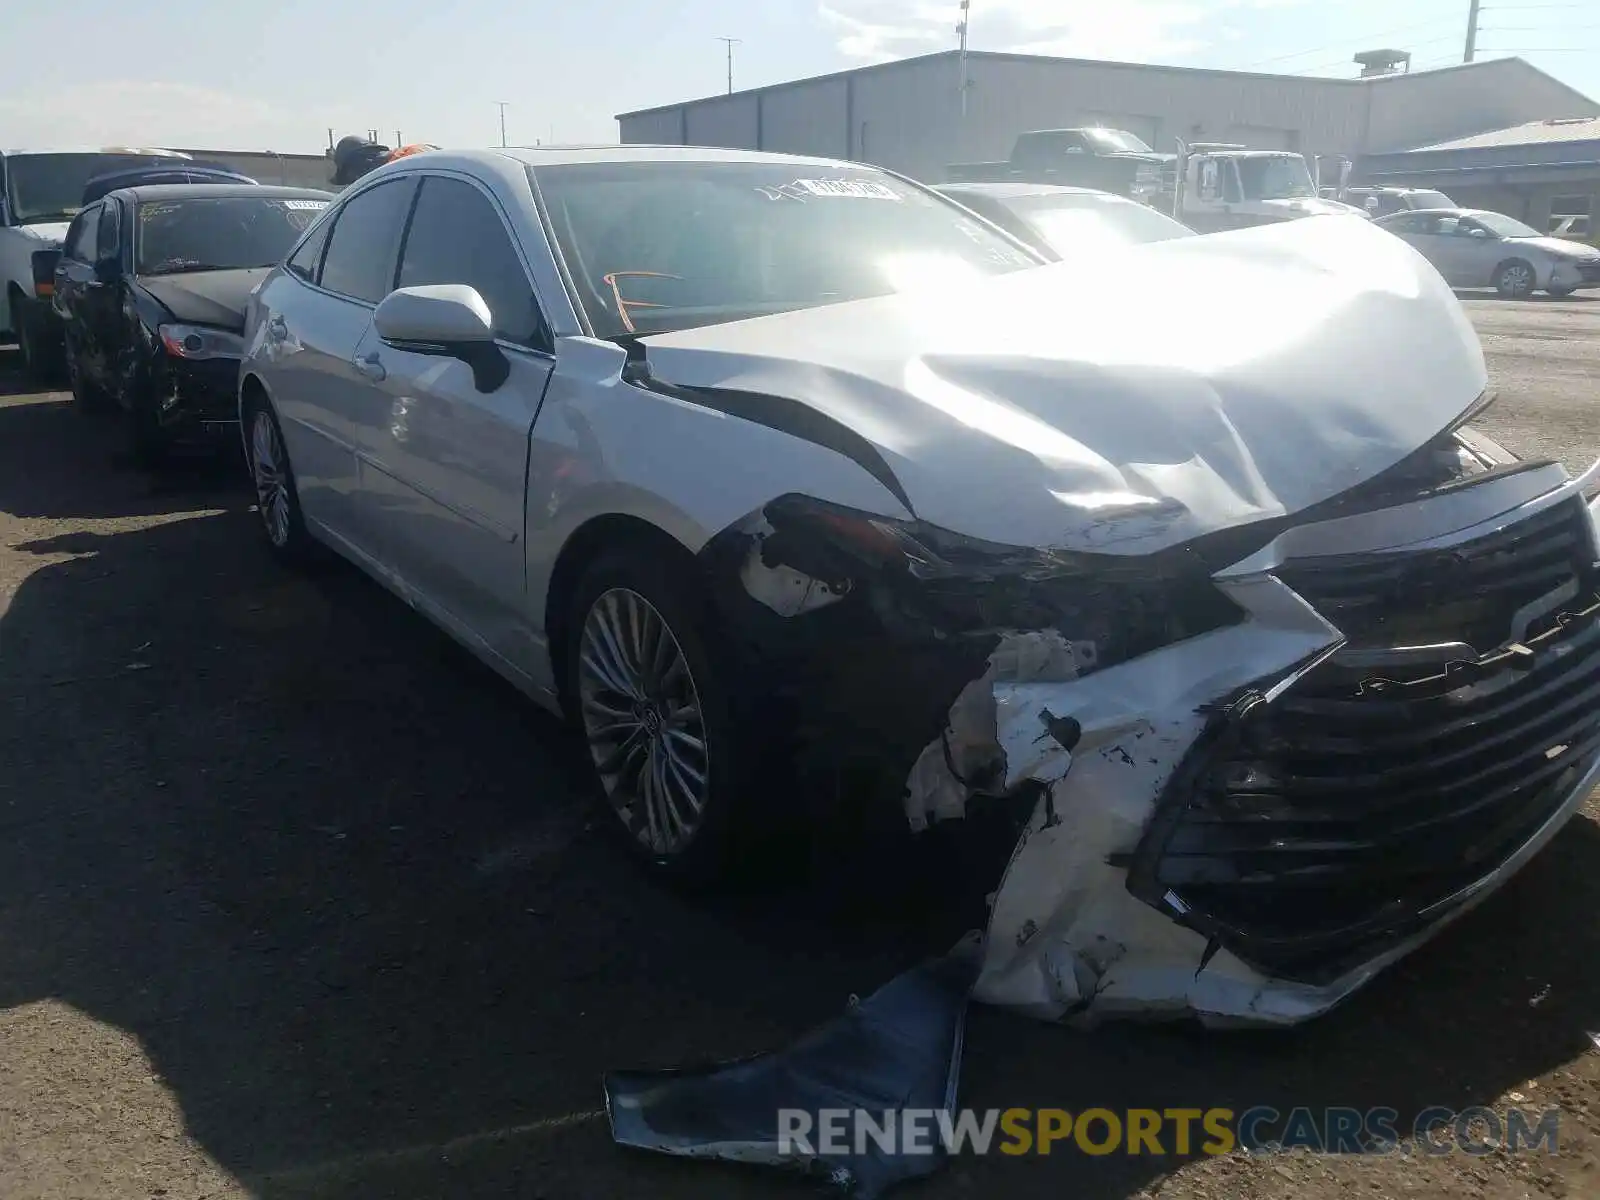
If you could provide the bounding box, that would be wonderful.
[5,152,187,224]
[136,196,329,275]
[533,162,1039,337]
[1236,156,1316,201]
[1010,192,1192,254]
[1471,211,1541,239]
[1084,128,1153,154]
[1413,190,1454,209]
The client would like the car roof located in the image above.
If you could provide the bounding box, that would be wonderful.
[376,145,868,172]
[934,182,1125,201]
[111,183,335,203]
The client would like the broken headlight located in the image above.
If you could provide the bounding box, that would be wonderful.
[758,494,1243,665]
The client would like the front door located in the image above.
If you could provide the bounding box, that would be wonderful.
[53,202,104,374]
[354,173,556,672]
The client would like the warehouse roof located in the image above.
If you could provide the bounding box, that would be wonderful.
[1409,116,1600,152]
[617,49,1596,120]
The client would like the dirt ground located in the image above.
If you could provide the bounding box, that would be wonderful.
[1,294,1598,1200]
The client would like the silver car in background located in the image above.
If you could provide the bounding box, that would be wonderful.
[1373,207,1600,298]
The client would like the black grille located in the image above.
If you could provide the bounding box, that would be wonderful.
[1130,498,1600,982]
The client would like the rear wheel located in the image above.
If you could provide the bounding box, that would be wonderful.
[1493,259,1536,299]
[14,293,63,384]
[566,546,749,886]
[243,395,315,563]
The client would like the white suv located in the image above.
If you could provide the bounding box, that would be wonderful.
[1,148,191,378]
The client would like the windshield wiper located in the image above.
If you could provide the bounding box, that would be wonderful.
[145,261,242,275]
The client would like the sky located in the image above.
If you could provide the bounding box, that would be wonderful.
[3,0,1597,154]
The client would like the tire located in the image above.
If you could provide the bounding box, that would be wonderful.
[126,380,172,469]
[1493,259,1536,300]
[14,293,64,384]
[242,394,316,563]
[565,544,751,887]
[1547,285,1576,298]
[64,335,113,415]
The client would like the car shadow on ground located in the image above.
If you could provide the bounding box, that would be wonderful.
[1,383,1598,1199]
[0,346,244,522]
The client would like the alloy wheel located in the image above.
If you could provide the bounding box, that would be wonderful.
[576,587,712,857]
[1501,264,1533,298]
[249,409,292,548]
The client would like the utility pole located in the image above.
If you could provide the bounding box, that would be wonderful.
[956,1,971,116]
[716,37,741,94]
[1464,0,1481,63]
[496,102,509,147]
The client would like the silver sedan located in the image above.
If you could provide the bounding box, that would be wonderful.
[1373,207,1600,298]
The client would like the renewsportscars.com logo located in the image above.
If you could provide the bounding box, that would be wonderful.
[776,1106,1562,1158]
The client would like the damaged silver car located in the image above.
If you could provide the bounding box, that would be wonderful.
[238,146,1600,1028]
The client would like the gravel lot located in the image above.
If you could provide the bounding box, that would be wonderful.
[1,296,1598,1200]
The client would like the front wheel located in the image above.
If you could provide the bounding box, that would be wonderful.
[1547,285,1577,298]
[65,337,113,415]
[1493,259,1536,299]
[566,547,749,886]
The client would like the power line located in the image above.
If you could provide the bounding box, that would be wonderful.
[1231,19,1461,70]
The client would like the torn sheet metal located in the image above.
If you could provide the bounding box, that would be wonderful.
[903,631,1093,831]
[969,463,1600,1026]
[605,950,979,1199]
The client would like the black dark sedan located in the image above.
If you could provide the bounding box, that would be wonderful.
[51,183,332,465]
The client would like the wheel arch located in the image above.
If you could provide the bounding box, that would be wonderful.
[543,513,702,714]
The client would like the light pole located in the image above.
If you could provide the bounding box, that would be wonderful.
[716,37,742,94]
[496,101,509,147]
[1463,0,1481,63]
[957,0,971,116]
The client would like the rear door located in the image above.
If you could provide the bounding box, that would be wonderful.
[350,172,555,669]
[262,176,416,556]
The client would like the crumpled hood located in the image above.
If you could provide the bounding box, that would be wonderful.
[136,268,269,333]
[639,215,1487,554]
[11,221,71,247]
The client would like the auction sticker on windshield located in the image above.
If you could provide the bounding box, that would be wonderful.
[758,178,904,202]
[280,200,329,211]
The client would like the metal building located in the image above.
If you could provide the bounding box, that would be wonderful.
[1357,117,1600,241]
[617,51,1597,184]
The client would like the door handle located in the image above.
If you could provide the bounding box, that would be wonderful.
[354,351,387,382]
[266,315,288,342]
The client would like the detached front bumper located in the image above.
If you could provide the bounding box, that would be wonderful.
[974,460,1600,1026]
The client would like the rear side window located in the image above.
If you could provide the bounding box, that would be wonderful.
[319,179,414,304]
[396,176,548,349]
[286,217,332,284]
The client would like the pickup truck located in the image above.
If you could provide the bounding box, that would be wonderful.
[1,147,193,379]
[947,128,1166,199]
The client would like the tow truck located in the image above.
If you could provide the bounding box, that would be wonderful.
[1162,142,1369,233]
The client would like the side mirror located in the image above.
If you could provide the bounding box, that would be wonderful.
[374,284,508,392]
[94,255,120,283]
